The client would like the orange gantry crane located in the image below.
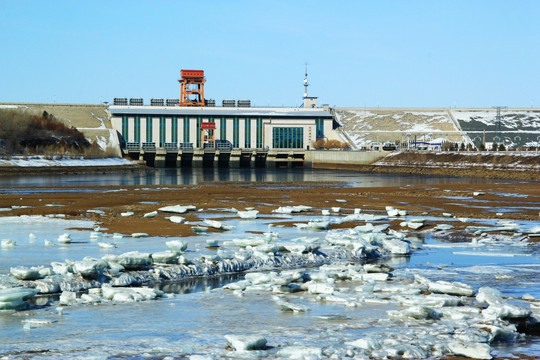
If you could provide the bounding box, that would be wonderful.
[179,69,206,106]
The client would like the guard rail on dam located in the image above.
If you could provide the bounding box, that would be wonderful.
[124,147,306,168]
[123,147,388,168]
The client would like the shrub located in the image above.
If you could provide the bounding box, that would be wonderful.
[311,139,351,150]
[0,108,105,157]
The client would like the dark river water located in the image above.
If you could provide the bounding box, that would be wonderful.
[0,167,505,188]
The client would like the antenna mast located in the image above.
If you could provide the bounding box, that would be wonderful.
[303,63,309,99]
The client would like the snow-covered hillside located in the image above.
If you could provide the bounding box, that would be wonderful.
[453,109,540,131]
[334,108,467,148]
[333,108,540,149]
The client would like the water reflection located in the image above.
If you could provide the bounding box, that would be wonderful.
[157,273,243,294]
[0,167,505,189]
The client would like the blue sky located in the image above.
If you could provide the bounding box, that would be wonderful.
[1,1,539,108]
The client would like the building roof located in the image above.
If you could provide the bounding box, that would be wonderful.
[109,105,333,118]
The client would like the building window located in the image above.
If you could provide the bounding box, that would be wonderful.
[171,117,178,143]
[273,127,304,149]
[233,117,239,148]
[134,116,140,143]
[316,118,324,139]
[121,116,128,142]
[257,117,263,148]
[197,117,202,148]
[220,118,226,140]
[245,117,251,148]
[159,117,166,147]
[146,117,153,143]
[183,117,190,143]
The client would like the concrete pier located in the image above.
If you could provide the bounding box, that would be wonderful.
[123,148,388,168]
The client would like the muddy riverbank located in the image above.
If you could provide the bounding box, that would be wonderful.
[1,181,538,238]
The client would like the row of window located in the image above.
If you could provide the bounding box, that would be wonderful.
[122,117,319,149]
[272,127,304,149]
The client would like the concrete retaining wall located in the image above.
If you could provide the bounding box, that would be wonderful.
[304,150,390,167]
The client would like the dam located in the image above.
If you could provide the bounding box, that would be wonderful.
[2,69,539,168]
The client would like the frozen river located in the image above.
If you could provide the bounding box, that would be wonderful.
[0,169,538,359]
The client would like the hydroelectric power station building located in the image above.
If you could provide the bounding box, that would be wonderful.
[109,69,338,167]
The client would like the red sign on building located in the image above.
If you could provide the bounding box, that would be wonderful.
[200,122,216,129]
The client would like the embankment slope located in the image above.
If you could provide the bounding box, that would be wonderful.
[313,151,540,181]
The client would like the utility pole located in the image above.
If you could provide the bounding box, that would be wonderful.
[492,106,507,146]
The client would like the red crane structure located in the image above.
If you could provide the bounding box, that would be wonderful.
[178,69,206,106]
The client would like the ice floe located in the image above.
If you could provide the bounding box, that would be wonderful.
[0,288,39,310]
[158,205,196,214]
[224,335,267,351]
[169,215,185,223]
[57,233,72,244]
[237,210,259,219]
[273,205,312,214]
[1,199,539,359]
[1,239,16,248]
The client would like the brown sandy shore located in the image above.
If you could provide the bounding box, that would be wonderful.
[315,163,540,181]
[0,181,538,239]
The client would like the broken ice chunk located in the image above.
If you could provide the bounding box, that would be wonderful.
[158,205,195,214]
[448,341,492,360]
[224,335,267,351]
[169,216,185,224]
[347,338,382,351]
[206,239,219,247]
[363,264,393,273]
[272,205,312,214]
[166,240,188,253]
[106,251,151,270]
[1,239,16,248]
[428,280,475,297]
[121,211,134,217]
[321,209,330,216]
[131,233,148,238]
[73,258,108,279]
[237,210,259,219]
[143,211,158,218]
[307,220,330,230]
[388,305,441,320]
[277,346,322,358]
[59,291,78,305]
[476,287,504,306]
[10,267,43,280]
[387,208,399,217]
[435,224,454,231]
[192,226,208,233]
[275,299,310,312]
[482,303,532,320]
[98,242,116,249]
[0,288,39,311]
[204,219,233,230]
[152,250,179,264]
[382,239,411,255]
[307,282,334,295]
[57,233,72,244]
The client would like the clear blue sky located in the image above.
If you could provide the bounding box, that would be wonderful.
[1,1,539,108]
